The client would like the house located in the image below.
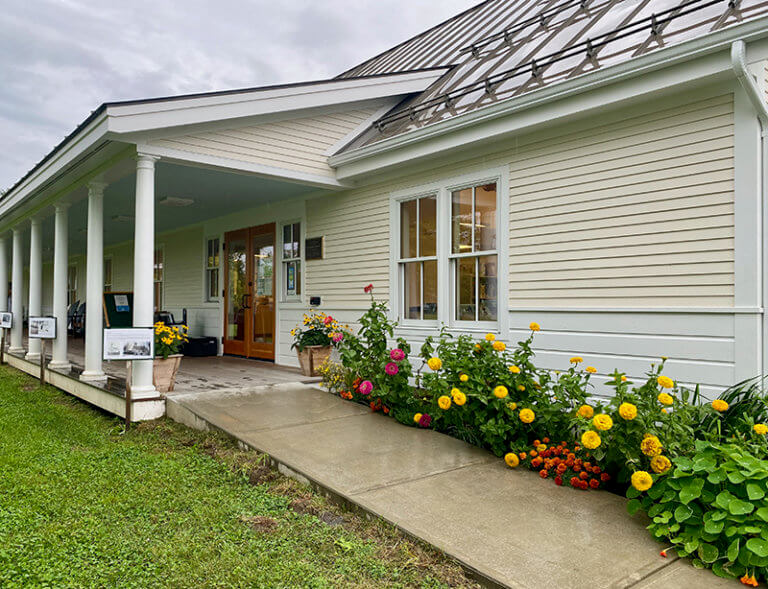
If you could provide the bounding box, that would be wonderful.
[2,0,768,420]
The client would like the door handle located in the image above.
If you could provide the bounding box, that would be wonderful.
[242,293,251,309]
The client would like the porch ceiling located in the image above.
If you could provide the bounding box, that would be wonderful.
[30,161,323,262]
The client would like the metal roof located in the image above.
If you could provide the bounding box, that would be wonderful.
[339,0,768,146]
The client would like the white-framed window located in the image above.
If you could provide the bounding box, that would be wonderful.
[104,256,113,292]
[154,246,164,312]
[398,195,438,322]
[281,221,302,300]
[67,264,78,305]
[391,167,508,331]
[205,237,220,302]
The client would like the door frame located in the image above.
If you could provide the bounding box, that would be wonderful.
[222,223,276,360]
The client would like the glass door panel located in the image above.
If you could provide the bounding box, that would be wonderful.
[250,224,275,359]
[223,229,249,356]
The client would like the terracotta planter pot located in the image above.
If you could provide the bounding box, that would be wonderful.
[296,345,331,377]
[153,354,183,393]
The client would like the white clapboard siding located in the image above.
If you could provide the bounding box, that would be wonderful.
[149,108,377,178]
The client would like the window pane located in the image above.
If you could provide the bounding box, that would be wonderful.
[213,238,220,267]
[154,249,163,281]
[283,225,293,260]
[419,196,437,257]
[475,183,497,252]
[478,255,497,321]
[451,188,472,254]
[295,261,301,296]
[400,199,417,259]
[285,261,299,297]
[423,260,438,320]
[292,223,301,258]
[456,257,476,321]
[208,268,219,300]
[404,262,421,320]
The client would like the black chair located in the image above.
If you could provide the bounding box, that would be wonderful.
[71,302,85,337]
[67,300,80,334]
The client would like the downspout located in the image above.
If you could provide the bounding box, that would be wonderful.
[731,40,768,377]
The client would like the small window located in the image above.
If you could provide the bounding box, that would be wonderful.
[398,195,437,321]
[104,257,113,292]
[154,247,164,312]
[67,265,78,306]
[450,183,497,322]
[205,237,220,302]
[282,222,301,299]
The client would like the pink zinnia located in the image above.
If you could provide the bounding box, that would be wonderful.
[390,348,405,362]
[324,316,334,325]
[385,362,399,376]
[332,332,344,343]
[359,380,373,395]
[418,414,432,428]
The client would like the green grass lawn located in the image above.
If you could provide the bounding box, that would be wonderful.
[0,365,475,589]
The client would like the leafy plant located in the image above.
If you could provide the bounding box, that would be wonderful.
[290,312,346,351]
[154,322,188,359]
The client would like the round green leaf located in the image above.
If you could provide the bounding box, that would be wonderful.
[716,490,736,511]
[746,537,768,558]
[727,538,740,563]
[704,519,725,534]
[699,543,719,563]
[747,483,766,501]
[729,499,755,516]
[627,499,642,516]
[674,504,693,523]
[755,507,768,522]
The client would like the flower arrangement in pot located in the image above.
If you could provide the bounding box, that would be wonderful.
[291,312,348,376]
[153,322,188,393]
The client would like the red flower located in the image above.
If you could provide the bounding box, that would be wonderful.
[323,316,333,325]
[539,469,548,479]
[600,473,611,482]
[543,437,550,443]
[589,479,600,489]
[579,480,589,490]
[531,457,543,468]
[573,464,582,472]
[570,477,580,487]
[660,550,667,558]
[592,466,601,475]
[579,471,589,480]
[364,284,374,293]
[554,476,563,486]
[556,464,567,474]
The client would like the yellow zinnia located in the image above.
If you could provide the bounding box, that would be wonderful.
[452,390,467,406]
[631,471,654,492]
[517,385,526,392]
[493,341,506,352]
[413,413,422,424]
[519,408,535,424]
[485,333,496,341]
[657,376,674,389]
[650,455,672,474]
[438,396,452,410]
[504,453,520,468]
[529,322,541,332]
[427,357,442,371]
[711,399,729,412]
[585,366,597,374]
[618,403,638,421]
[657,393,674,406]
[507,402,518,411]
[754,424,768,435]
[640,435,663,457]
[570,356,584,364]
[509,365,521,374]
[577,405,594,419]
[493,385,508,399]
[459,374,469,382]
[593,414,613,431]
[581,430,601,450]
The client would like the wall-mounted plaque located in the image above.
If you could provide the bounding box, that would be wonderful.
[305,237,324,260]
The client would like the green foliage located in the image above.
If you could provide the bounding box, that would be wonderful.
[153,322,188,359]
[290,311,346,351]
[629,442,768,582]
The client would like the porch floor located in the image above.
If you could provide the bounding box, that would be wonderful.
[167,385,734,589]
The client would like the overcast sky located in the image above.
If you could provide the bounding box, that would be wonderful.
[1,0,477,190]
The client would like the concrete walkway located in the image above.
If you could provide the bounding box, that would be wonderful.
[167,384,738,589]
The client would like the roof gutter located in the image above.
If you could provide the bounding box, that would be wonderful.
[731,39,768,378]
[330,16,768,172]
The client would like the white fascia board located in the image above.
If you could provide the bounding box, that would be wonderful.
[330,17,768,180]
[105,69,447,134]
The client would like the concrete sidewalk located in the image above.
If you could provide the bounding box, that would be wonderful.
[167,384,737,589]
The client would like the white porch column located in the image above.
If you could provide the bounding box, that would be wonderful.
[50,203,71,370]
[80,182,107,381]
[131,154,158,397]
[25,217,43,361]
[9,228,24,353]
[0,236,8,314]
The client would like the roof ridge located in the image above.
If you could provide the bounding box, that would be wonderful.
[335,0,499,79]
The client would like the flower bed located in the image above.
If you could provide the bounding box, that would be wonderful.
[320,287,768,585]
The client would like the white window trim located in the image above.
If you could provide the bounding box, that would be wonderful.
[279,219,304,304]
[203,235,222,304]
[103,254,113,292]
[389,166,510,335]
[154,244,165,312]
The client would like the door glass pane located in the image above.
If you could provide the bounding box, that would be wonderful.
[419,196,437,257]
[456,257,476,321]
[403,262,421,320]
[252,231,274,344]
[451,188,472,254]
[226,237,247,342]
[478,255,498,321]
[475,183,497,252]
[423,260,438,320]
[400,199,417,259]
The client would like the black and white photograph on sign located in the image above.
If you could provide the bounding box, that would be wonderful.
[0,312,12,329]
[28,317,56,339]
[103,328,154,361]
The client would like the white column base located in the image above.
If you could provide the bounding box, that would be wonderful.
[80,370,107,382]
[7,346,25,355]
[24,352,41,362]
[48,361,72,372]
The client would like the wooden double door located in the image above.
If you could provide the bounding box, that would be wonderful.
[223,223,275,360]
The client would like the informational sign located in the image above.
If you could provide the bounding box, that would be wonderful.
[103,328,154,361]
[0,312,12,329]
[114,294,130,313]
[28,316,57,339]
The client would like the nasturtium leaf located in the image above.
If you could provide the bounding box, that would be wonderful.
[726,525,739,537]
[679,478,705,505]
[747,484,766,501]
[676,457,693,470]
[627,499,642,516]
[648,503,665,518]
[729,499,755,516]
[691,558,705,569]
[693,456,717,472]
[626,486,641,499]
[746,538,768,558]
[728,538,740,562]
[685,539,700,553]
[699,543,719,563]
[712,510,728,521]
[670,523,681,532]
[741,526,761,534]
[707,468,727,484]
[675,504,693,522]
[647,485,664,499]
[716,490,736,510]
[704,519,724,534]
[727,471,746,484]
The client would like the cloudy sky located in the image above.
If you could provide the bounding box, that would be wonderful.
[1,0,477,190]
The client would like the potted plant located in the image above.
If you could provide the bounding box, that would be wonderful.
[153,322,188,393]
[291,312,346,376]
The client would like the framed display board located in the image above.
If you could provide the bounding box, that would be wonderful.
[0,312,11,329]
[29,316,57,339]
[103,292,134,328]
[103,328,154,361]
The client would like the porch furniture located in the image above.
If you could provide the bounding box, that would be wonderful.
[182,337,218,357]
[70,302,85,337]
